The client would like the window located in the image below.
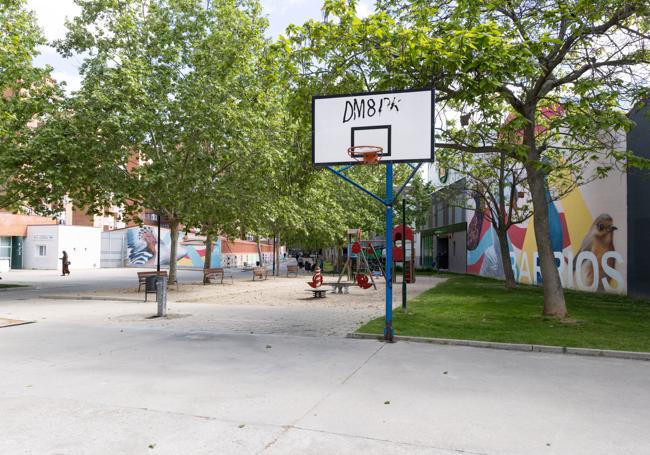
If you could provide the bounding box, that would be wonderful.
[37,245,47,257]
[0,237,11,259]
[456,207,464,223]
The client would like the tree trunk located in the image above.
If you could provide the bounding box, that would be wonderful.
[274,233,281,277]
[169,219,179,286]
[526,165,567,317]
[496,226,516,289]
[256,235,262,266]
[272,234,276,275]
[203,234,212,284]
[335,239,343,273]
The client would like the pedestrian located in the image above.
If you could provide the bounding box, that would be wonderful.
[60,250,71,276]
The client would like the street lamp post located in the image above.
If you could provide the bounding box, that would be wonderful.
[157,212,161,273]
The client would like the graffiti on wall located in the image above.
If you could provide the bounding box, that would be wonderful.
[126,226,220,268]
[466,171,627,294]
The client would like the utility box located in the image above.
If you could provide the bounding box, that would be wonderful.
[156,275,168,317]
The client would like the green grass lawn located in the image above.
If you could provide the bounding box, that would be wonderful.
[358,274,650,352]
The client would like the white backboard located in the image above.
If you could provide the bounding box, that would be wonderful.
[312,89,434,166]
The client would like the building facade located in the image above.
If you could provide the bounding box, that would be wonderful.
[101,226,275,269]
[418,112,650,298]
[418,179,467,274]
[23,225,101,271]
[0,211,58,271]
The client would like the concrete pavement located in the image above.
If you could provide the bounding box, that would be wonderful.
[0,267,207,298]
[1,269,649,454]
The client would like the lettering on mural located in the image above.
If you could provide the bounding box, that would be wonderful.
[342,96,401,123]
[510,251,625,293]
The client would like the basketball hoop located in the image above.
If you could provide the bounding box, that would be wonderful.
[347,145,384,165]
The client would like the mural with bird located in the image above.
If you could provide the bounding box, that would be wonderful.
[573,214,618,291]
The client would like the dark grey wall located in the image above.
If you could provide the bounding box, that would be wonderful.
[449,230,467,274]
[627,102,650,299]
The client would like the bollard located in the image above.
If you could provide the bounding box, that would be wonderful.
[156,275,168,317]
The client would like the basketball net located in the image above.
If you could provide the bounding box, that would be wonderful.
[347,145,384,165]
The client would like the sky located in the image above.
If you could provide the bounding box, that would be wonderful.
[25,0,373,93]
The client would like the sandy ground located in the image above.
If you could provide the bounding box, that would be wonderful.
[49,274,446,312]
[3,269,446,337]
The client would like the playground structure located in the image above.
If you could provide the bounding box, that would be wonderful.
[307,266,324,288]
[336,228,380,290]
[306,266,327,298]
[313,88,434,341]
[392,224,416,284]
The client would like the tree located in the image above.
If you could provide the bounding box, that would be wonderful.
[0,0,60,211]
[400,0,649,316]
[283,0,650,317]
[7,0,281,284]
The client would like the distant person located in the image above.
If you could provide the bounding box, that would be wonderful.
[60,251,71,276]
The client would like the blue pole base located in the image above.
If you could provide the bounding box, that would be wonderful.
[384,321,394,342]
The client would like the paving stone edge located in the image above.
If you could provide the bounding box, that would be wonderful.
[39,295,144,303]
[347,332,650,361]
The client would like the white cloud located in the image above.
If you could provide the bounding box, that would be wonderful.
[26,0,80,42]
[357,0,373,18]
[51,70,81,93]
[26,0,82,94]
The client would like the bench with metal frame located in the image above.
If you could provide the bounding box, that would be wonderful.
[252,266,268,281]
[203,267,233,284]
[324,282,354,294]
[287,265,299,278]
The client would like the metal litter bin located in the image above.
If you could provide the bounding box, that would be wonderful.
[144,275,158,302]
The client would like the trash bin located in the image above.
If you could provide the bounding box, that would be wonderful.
[156,275,168,317]
[144,275,158,302]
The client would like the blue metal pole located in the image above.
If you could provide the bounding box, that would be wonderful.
[385,163,394,341]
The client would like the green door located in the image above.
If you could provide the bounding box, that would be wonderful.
[421,233,434,268]
[11,236,23,269]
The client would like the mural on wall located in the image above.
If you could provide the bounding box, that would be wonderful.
[466,169,627,294]
[126,226,220,268]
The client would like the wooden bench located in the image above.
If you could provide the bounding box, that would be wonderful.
[324,282,354,294]
[305,288,327,298]
[252,266,268,281]
[287,265,299,278]
[203,267,233,285]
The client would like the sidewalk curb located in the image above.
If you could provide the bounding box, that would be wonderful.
[39,295,144,303]
[346,332,650,361]
[0,320,36,328]
[0,286,33,292]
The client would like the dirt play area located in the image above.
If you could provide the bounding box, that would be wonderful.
[55,273,445,312]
